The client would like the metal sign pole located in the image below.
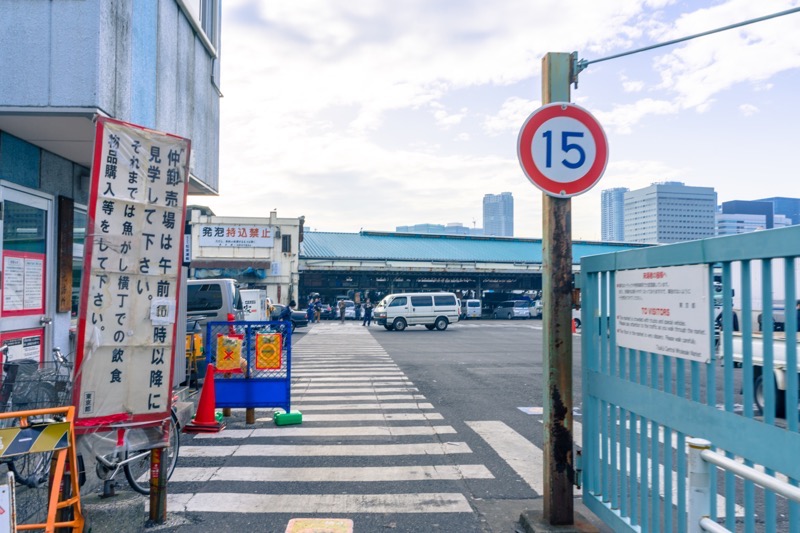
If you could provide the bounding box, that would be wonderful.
[541,52,575,526]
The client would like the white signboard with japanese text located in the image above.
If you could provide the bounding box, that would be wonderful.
[74,117,190,427]
[197,224,275,248]
[615,264,711,363]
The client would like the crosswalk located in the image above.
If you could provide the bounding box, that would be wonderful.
[165,322,742,529]
[167,322,520,528]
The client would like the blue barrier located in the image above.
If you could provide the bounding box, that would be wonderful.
[204,320,292,412]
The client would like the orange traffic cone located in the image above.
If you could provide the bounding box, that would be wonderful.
[184,364,225,433]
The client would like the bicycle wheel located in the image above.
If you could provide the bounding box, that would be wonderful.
[124,413,180,495]
[9,382,57,488]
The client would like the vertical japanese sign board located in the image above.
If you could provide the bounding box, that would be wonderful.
[73,117,191,429]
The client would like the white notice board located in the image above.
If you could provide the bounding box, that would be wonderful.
[615,264,711,363]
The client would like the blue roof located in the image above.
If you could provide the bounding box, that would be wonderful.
[301,231,647,264]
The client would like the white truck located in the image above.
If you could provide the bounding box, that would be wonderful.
[730,261,800,332]
[728,333,799,418]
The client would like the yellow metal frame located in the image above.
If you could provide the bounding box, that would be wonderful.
[0,406,84,532]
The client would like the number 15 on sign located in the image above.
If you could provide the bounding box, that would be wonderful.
[517,103,608,198]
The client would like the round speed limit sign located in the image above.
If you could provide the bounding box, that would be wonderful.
[517,102,608,197]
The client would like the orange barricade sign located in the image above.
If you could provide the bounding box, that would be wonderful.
[216,334,244,374]
[255,333,282,370]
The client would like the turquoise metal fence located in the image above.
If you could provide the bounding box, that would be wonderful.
[581,225,800,533]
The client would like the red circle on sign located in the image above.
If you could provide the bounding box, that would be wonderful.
[517,103,608,197]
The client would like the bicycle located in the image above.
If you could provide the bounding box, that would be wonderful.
[0,344,71,488]
[92,402,181,495]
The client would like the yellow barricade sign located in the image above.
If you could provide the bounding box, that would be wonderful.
[216,334,244,373]
[0,421,70,458]
[255,333,282,370]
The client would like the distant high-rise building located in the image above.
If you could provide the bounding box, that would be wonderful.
[396,223,483,236]
[755,197,800,225]
[483,192,513,237]
[601,187,628,241]
[624,182,717,244]
[721,200,774,229]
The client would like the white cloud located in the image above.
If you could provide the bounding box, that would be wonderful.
[483,97,540,136]
[739,103,759,116]
[620,75,645,92]
[209,0,800,240]
[593,98,679,134]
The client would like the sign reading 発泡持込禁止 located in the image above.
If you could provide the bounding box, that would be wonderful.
[74,117,191,427]
[197,224,275,248]
[615,264,711,364]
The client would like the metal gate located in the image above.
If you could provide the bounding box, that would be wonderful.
[580,225,800,532]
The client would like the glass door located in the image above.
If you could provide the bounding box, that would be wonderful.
[0,184,53,362]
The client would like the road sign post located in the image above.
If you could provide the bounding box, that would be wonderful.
[518,52,608,527]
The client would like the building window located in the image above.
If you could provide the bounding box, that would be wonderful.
[282,234,292,253]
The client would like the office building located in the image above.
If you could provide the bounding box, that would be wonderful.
[756,197,800,225]
[721,200,774,229]
[716,212,791,236]
[601,187,628,241]
[483,192,514,237]
[624,182,717,244]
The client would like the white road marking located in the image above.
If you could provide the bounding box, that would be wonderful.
[167,492,473,514]
[293,394,427,401]
[181,442,472,457]
[294,403,434,411]
[264,412,445,422]
[294,386,419,396]
[170,464,492,483]
[192,426,457,439]
[466,421,543,494]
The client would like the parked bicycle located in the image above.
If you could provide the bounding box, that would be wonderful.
[0,344,72,488]
[92,402,181,495]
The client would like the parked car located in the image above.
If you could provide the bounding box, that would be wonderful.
[186,279,244,329]
[460,299,482,319]
[270,304,308,331]
[529,300,543,319]
[374,292,460,331]
[492,300,531,319]
[318,303,334,320]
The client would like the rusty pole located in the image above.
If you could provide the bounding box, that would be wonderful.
[149,446,167,523]
[541,52,575,525]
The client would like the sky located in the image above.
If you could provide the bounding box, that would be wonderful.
[190,0,800,241]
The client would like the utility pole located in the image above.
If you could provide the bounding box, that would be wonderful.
[541,51,575,526]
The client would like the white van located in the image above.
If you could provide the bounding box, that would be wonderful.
[460,299,482,319]
[186,279,244,329]
[374,292,460,331]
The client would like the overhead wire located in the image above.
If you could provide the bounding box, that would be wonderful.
[573,6,800,82]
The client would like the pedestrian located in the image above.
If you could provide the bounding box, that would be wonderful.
[355,302,362,321]
[338,300,346,323]
[307,301,315,324]
[362,300,373,326]
[314,298,322,322]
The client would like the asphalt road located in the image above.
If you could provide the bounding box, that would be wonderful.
[156,319,605,533]
[145,318,790,532]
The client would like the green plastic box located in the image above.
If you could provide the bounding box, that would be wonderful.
[274,410,303,426]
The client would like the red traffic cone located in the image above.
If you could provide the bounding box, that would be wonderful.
[184,364,225,433]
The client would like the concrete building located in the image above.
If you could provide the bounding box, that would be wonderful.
[188,209,304,306]
[601,187,628,242]
[483,192,514,237]
[623,182,717,244]
[0,1,222,363]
